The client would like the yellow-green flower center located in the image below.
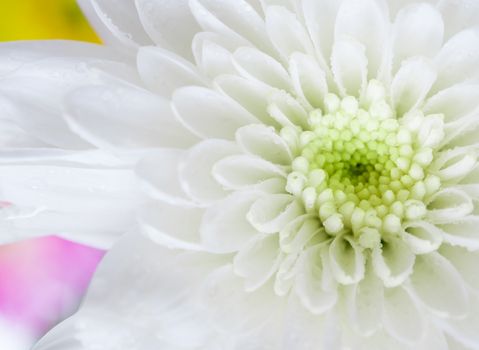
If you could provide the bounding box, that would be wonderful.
[283,83,441,248]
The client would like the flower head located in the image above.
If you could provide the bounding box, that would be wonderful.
[5,0,479,349]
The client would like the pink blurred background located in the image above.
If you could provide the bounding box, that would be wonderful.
[0,238,104,347]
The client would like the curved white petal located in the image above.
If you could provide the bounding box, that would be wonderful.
[427,188,473,224]
[0,89,90,150]
[410,252,468,318]
[79,0,152,49]
[179,139,239,205]
[424,84,479,148]
[189,0,252,50]
[233,47,291,91]
[438,216,479,250]
[391,57,437,116]
[417,325,449,350]
[135,0,201,60]
[414,114,445,149]
[213,154,286,190]
[200,265,282,334]
[334,0,389,77]
[265,5,315,61]
[274,252,299,296]
[441,295,479,350]
[391,3,444,71]
[372,236,415,287]
[289,52,328,109]
[247,194,303,233]
[424,83,479,124]
[401,221,443,254]
[279,215,322,254]
[433,27,479,91]
[331,37,368,97]
[345,262,383,336]
[192,0,275,55]
[215,75,280,127]
[200,191,260,253]
[329,235,365,285]
[295,245,337,315]
[433,148,477,183]
[236,124,292,165]
[0,165,140,248]
[139,200,204,250]
[301,0,342,64]
[440,245,479,292]
[382,286,425,345]
[268,90,309,129]
[66,84,198,149]
[233,233,281,291]
[438,0,479,39]
[282,298,341,350]
[460,163,479,188]
[192,32,236,78]
[0,52,133,149]
[137,46,207,97]
[172,86,258,139]
[444,122,479,151]
[135,149,193,206]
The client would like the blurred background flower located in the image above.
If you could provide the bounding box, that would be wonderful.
[0,1,103,348]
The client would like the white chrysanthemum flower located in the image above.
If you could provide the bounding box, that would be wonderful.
[1,0,475,349]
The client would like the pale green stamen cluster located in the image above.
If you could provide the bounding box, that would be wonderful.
[283,82,441,248]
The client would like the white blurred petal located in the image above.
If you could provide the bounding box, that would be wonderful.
[179,139,239,204]
[200,191,260,253]
[391,3,443,71]
[329,235,365,285]
[382,286,425,345]
[215,75,280,127]
[265,6,315,61]
[137,46,207,97]
[172,86,258,139]
[213,154,285,190]
[236,124,292,165]
[372,236,415,287]
[78,0,152,50]
[135,0,201,60]
[410,252,468,318]
[438,216,479,250]
[334,0,389,77]
[66,84,198,149]
[331,37,368,97]
[345,262,383,336]
[289,52,328,109]
[247,194,303,234]
[391,58,437,115]
[234,233,282,291]
[434,28,479,91]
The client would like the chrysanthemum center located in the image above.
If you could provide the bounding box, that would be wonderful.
[283,83,441,248]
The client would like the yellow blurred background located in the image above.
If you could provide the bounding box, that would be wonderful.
[0,0,100,42]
